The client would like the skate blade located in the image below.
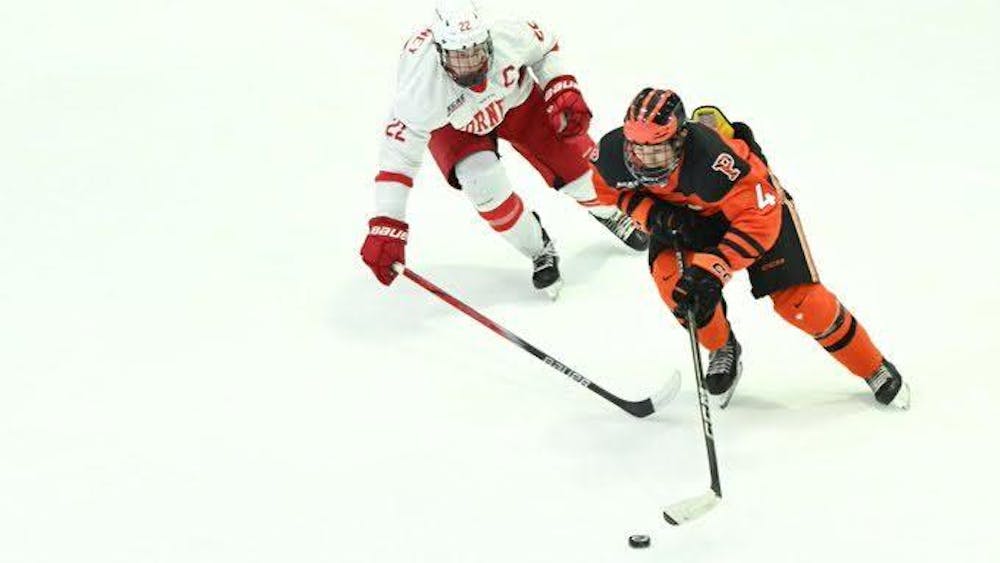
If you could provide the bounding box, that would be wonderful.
[889,381,911,410]
[540,279,563,301]
[713,361,743,410]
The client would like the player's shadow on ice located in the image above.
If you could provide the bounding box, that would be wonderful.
[561,241,636,283]
[730,392,874,415]
[330,264,550,339]
[414,262,555,305]
[333,239,639,339]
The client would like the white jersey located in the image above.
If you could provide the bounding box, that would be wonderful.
[373,20,568,220]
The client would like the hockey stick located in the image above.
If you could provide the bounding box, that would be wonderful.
[662,248,722,525]
[392,263,680,418]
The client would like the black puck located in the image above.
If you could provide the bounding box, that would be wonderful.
[628,534,650,548]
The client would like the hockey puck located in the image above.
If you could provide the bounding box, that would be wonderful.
[628,534,650,549]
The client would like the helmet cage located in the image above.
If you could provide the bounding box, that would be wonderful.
[624,131,685,186]
[622,88,687,185]
[436,34,493,88]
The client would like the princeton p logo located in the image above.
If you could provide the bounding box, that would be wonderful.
[711,153,741,181]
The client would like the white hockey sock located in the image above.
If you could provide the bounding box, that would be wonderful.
[456,151,544,259]
[479,193,545,258]
[559,169,617,219]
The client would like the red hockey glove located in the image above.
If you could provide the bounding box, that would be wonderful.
[543,75,592,139]
[563,134,599,163]
[672,253,731,327]
[360,216,408,286]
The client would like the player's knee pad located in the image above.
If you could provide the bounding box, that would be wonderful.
[455,151,513,211]
[456,152,532,235]
[771,283,840,336]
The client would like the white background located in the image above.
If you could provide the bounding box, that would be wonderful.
[2,1,999,561]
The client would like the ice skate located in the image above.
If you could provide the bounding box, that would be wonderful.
[592,209,649,251]
[705,330,742,409]
[866,359,910,409]
[532,228,562,300]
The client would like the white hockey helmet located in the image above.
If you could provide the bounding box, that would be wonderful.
[431,0,493,88]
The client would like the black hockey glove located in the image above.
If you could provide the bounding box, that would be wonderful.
[673,266,722,327]
[672,253,731,327]
[647,202,727,251]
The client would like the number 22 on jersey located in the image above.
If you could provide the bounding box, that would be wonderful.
[385,119,407,142]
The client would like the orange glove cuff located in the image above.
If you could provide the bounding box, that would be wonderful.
[690,252,732,285]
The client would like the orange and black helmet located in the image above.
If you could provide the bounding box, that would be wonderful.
[623,88,687,185]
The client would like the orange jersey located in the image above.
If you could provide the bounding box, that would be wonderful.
[592,122,782,272]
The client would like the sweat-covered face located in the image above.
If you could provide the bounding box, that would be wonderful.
[440,40,491,87]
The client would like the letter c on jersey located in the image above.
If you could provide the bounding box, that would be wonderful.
[502,65,518,88]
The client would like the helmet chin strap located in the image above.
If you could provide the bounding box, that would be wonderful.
[444,65,489,90]
[444,66,487,89]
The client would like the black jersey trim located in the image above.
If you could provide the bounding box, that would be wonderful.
[677,123,749,203]
[626,193,648,215]
[616,190,629,209]
[728,227,767,255]
[720,238,756,260]
[704,247,733,269]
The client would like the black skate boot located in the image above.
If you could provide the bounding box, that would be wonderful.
[705,330,742,409]
[592,209,649,251]
[532,226,562,300]
[866,359,910,409]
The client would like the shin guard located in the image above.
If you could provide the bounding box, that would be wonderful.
[771,284,882,378]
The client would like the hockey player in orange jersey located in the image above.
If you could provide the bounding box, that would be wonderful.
[591,88,909,408]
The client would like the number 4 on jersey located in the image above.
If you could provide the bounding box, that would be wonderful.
[755,183,776,209]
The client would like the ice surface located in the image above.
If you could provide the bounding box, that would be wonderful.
[1,1,999,562]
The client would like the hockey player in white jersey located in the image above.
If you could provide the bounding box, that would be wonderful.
[360,0,648,297]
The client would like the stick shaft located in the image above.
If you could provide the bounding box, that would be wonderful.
[397,265,655,417]
[674,249,722,496]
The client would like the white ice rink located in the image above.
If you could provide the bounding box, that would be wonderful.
[2,1,999,561]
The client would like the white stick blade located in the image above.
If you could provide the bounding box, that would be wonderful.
[662,491,720,526]
[651,369,682,407]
